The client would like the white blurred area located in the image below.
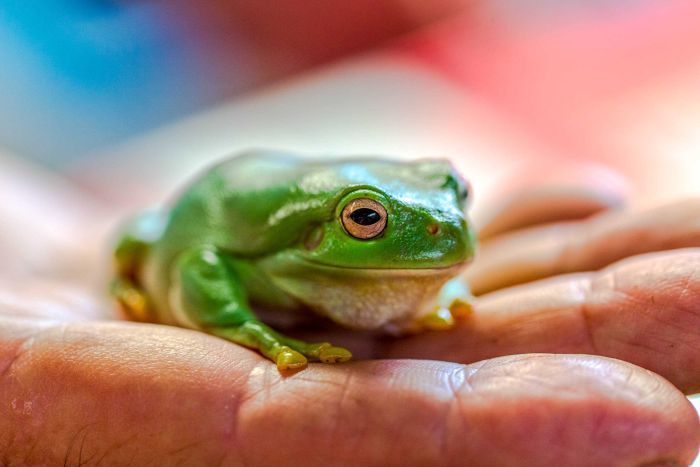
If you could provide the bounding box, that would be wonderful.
[71,0,700,220]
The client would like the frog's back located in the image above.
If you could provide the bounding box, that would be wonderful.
[154,150,330,259]
[156,150,460,257]
[138,150,464,314]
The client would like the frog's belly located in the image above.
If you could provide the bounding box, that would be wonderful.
[268,265,463,331]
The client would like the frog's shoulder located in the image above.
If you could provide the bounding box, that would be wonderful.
[206,149,308,192]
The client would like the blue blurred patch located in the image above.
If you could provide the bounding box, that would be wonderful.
[0,1,205,166]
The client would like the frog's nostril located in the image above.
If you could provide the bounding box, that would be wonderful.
[427,223,440,236]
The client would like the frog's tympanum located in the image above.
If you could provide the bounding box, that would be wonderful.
[112,151,476,370]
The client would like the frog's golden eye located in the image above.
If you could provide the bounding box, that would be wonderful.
[341,198,387,240]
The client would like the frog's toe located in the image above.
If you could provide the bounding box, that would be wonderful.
[318,345,353,364]
[449,298,473,318]
[420,307,456,331]
[276,346,308,370]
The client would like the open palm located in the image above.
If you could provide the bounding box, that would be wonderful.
[1,157,699,466]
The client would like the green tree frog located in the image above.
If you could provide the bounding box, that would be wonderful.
[112,150,476,370]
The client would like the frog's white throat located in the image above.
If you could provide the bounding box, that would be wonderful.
[268,263,465,331]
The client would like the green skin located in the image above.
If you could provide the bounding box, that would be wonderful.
[113,150,476,370]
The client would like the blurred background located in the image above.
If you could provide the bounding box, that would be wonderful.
[0,0,464,167]
[1,0,698,212]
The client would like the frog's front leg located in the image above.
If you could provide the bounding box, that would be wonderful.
[171,246,352,370]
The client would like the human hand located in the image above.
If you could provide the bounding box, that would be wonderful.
[1,159,699,466]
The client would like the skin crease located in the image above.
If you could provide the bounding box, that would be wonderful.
[1,158,700,465]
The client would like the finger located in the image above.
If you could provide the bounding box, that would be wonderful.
[475,161,627,240]
[466,198,700,295]
[1,320,698,466]
[390,249,700,394]
[477,185,624,240]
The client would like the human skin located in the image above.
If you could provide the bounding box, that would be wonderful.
[1,157,699,465]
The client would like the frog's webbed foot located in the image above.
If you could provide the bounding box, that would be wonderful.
[418,298,473,331]
[212,321,353,371]
[273,341,353,370]
[303,342,353,364]
[270,343,352,370]
[273,346,308,370]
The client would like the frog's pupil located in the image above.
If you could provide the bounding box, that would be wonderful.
[350,208,381,226]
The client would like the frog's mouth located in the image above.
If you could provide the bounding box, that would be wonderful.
[264,259,468,330]
[297,259,469,273]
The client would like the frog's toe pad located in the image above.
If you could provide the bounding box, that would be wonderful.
[276,346,308,370]
[450,298,473,318]
[421,307,456,331]
[319,346,353,364]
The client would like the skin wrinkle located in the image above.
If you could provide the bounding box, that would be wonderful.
[20,436,41,466]
[573,276,598,355]
[62,422,99,467]
[15,323,253,464]
[438,363,476,462]
[327,369,355,455]
[552,220,582,276]
[213,383,262,463]
[597,254,700,391]
[633,369,667,409]
[0,321,69,411]
[1,424,18,465]
[92,434,139,467]
[464,359,697,466]
[169,339,254,465]
[591,258,694,388]
[395,362,461,465]
[667,265,700,335]
[579,266,625,356]
[236,362,317,465]
[637,266,700,335]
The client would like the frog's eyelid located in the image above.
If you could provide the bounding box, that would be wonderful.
[340,198,388,240]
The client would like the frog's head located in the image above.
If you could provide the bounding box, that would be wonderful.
[297,158,475,270]
[262,157,476,330]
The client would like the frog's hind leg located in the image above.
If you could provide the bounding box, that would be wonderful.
[172,246,352,370]
[111,210,166,322]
